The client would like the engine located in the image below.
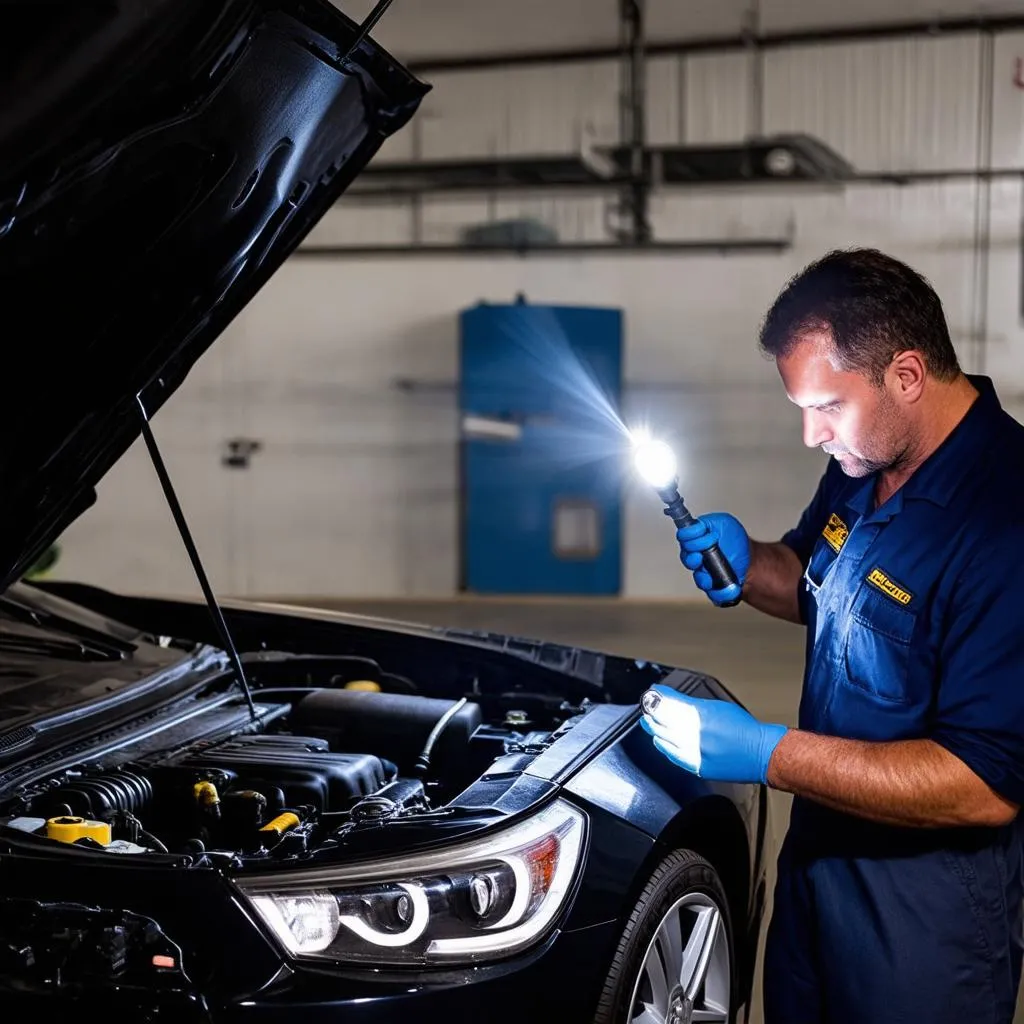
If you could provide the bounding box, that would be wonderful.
[0,685,587,863]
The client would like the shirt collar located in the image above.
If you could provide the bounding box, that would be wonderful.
[845,374,1000,519]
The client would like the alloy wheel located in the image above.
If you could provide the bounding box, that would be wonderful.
[625,891,731,1024]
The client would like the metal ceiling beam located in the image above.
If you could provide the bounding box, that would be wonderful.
[292,238,793,257]
[343,137,857,197]
[406,14,1024,74]
[342,166,1024,199]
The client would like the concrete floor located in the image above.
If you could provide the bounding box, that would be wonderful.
[273,596,1022,1023]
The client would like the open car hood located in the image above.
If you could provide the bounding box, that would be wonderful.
[0,0,427,592]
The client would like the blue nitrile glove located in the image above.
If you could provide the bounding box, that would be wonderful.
[676,512,750,606]
[639,683,786,785]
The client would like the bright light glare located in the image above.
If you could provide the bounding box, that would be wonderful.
[643,692,702,775]
[633,437,677,488]
[659,699,702,775]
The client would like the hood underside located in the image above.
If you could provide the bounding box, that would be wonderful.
[0,0,426,592]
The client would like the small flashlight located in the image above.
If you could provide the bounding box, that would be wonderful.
[641,689,662,715]
[632,434,741,607]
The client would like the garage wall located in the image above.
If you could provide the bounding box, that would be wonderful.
[52,19,1024,600]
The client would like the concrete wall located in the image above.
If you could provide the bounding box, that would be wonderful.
[50,18,1024,600]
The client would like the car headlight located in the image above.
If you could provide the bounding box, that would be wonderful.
[237,799,587,966]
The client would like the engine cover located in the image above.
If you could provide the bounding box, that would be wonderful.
[166,734,387,812]
[21,735,388,830]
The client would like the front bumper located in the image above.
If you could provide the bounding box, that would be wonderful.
[215,919,620,1023]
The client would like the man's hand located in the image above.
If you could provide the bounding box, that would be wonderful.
[640,683,787,785]
[676,513,751,606]
[676,514,805,623]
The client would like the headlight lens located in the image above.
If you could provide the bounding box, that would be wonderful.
[239,799,587,965]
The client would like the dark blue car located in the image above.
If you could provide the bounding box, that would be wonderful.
[0,2,769,1020]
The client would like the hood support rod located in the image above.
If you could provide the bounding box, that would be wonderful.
[136,396,259,724]
[344,0,395,61]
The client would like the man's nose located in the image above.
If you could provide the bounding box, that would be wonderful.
[803,409,832,449]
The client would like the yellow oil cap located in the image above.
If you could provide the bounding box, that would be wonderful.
[193,780,221,807]
[259,811,301,836]
[344,680,381,692]
[46,815,111,846]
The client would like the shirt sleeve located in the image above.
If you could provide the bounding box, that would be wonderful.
[931,537,1024,807]
[779,459,839,566]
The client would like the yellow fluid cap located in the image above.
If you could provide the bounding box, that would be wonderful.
[344,680,381,692]
[46,815,111,846]
[193,780,221,806]
[259,811,301,836]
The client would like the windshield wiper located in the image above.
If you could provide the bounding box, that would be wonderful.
[0,631,124,662]
[0,595,136,658]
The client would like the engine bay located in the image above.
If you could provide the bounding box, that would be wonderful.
[0,653,597,866]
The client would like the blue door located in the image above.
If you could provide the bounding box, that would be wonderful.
[459,299,624,595]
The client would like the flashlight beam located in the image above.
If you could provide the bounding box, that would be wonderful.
[632,435,678,490]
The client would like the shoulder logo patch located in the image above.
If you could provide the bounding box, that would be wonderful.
[822,512,848,554]
[866,567,913,606]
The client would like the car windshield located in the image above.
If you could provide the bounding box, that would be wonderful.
[0,585,202,728]
[0,593,137,661]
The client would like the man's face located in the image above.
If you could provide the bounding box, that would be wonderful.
[776,330,905,478]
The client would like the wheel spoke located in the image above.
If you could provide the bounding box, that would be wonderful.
[658,905,684,987]
[681,906,721,1001]
[641,936,671,1014]
[633,1007,666,1024]
[691,1009,729,1023]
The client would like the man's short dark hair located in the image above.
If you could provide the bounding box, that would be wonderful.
[758,248,961,384]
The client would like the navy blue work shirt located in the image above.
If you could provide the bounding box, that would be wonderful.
[780,374,1024,845]
[765,375,1024,1022]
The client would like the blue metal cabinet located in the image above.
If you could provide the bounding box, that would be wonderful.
[459,299,624,595]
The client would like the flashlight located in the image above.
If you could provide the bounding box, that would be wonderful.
[632,435,741,607]
[641,689,662,715]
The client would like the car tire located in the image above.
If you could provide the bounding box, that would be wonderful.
[593,849,736,1024]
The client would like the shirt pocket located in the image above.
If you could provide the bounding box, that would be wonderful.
[842,584,918,704]
[804,537,840,600]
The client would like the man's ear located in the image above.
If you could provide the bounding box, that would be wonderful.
[889,351,926,403]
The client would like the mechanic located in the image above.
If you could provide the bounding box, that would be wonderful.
[640,247,1024,1024]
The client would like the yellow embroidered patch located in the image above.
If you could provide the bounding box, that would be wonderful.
[822,512,848,554]
[866,567,913,606]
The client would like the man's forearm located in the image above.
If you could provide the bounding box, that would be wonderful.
[742,540,803,623]
[767,729,1018,828]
